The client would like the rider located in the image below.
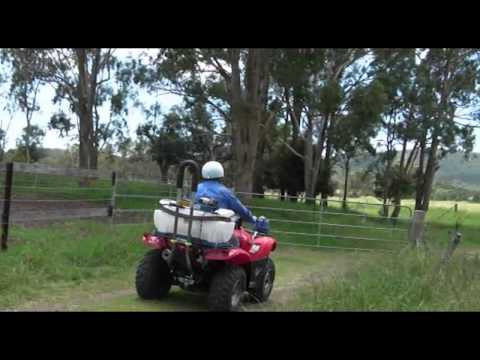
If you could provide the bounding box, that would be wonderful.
[195,161,257,226]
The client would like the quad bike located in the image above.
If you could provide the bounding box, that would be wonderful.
[135,160,277,312]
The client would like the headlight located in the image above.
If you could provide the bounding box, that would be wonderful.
[250,244,260,254]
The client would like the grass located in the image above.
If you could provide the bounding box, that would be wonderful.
[340,195,480,227]
[79,246,360,311]
[2,170,480,311]
[0,221,147,309]
[337,195,480,249]
[1,219,357,311]
[2,171,174,204]
[277,246,480,311]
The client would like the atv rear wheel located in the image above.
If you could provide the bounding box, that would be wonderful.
[136,249,172,300]
[250,257,275,303]
[208,265,247,312]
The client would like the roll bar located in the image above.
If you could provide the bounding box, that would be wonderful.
[176,160,200,193]
[173,160,201,255]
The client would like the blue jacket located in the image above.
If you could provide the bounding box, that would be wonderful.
[195,180,256,224]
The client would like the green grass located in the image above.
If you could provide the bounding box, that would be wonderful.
[2,171,480,311]
[332,196,480,249]
[78,246,359,312]
[1,220,357,311]
[277,246,480,311]
[2,171,174,204]
[0,221,148,309]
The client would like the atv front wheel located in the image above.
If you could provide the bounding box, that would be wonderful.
[208,266,247,312]
[136,249,172,300]
[250,257,275,303]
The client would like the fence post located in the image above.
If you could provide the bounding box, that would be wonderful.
[317,199,324,247]
[441,231,462,265]
[1,162,14,251]
[108,171,117,217]
[408,210,426,248]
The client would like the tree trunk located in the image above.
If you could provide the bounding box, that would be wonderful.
[230,103,259,196]
[381,197,389,217]
[291,87,303,141]
[391,138,408,218]
[252,121,268,197]
[253,162,265,198]
[78,111,92,169]
[342,156,350,209]
[76,49,97,170]
[89,143,98,170]
[228,49,270,198]
[418,137,439,211]
[320,136,333,207]
[391,198,402,218]
[75,49,99,170]
[25,112,31,163]
[160,161,169,183]
[304,116,314,202]
[415,136,426,210]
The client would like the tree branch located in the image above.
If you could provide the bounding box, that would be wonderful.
[210,56,231,82]
[151,84,230,120]
[277,137,305,160]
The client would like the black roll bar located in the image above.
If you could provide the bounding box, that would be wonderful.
[172,160,201,260]
[176,160,200,193]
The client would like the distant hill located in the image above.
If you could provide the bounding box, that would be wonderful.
[345,151,480,190]
[436,153,480,189]
[7,147,479,191]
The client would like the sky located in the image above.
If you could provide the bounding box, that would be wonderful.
[1,49,480,153]
[0,83,182,150]
[0,49,183,151]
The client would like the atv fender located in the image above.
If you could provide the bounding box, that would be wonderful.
[249,236,277,261]
[204,248,251,265]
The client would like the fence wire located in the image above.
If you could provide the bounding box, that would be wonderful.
[110,186,412,252]
[0,164,414,254]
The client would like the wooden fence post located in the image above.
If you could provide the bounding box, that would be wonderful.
[1,162,14,251]
[441,231,462,265]
[408,210,426,248]
[108,171,117,217]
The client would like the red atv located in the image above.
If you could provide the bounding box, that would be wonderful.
[135,160,277,311]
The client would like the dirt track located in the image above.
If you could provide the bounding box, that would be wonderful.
[11,249,365,312]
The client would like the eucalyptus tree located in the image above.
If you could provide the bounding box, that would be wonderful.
[5,48,129,169]
[136,101,220,181]
[125,48,275,195]
[1,49,45,163]
[15,125,45,162]
[272,48,384,204]
[412,48,480,211]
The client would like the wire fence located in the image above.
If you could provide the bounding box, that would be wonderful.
[111,183,413,252]
[0,162,414,253]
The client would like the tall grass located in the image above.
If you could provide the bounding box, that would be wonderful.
[279,246,480,311]
[0,221,147,308]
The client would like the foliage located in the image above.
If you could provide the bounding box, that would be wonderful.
[14,125,46,162]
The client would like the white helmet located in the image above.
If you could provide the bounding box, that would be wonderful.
[202,161,224,179]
